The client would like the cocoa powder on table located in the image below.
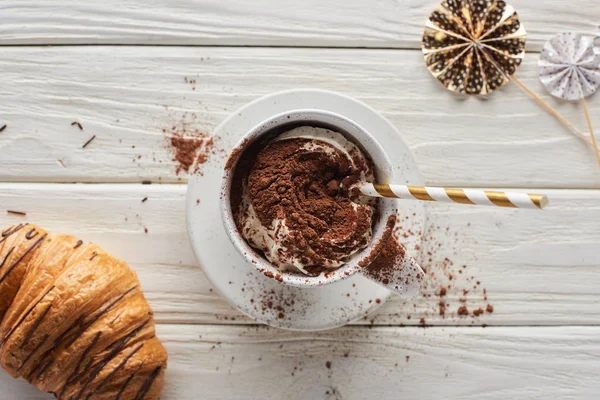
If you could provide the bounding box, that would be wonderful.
[162,111,223,175]
[166,127,214,175]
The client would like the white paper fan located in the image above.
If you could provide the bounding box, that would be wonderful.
[539,32,600,101]
[539,32,600,166]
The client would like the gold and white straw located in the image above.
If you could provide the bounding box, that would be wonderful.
[360,184,548,210]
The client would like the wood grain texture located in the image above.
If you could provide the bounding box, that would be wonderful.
[1,183,598,326]
[2,324,600,399]
[1,47,599,187]
[1,0,598,50]
[1,3,598,399]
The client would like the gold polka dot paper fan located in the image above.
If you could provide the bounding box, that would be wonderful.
[422,0,527,95]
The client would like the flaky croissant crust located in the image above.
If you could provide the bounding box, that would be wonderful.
[0,223,167,399]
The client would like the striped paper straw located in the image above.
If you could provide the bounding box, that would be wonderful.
[360,184,548,210]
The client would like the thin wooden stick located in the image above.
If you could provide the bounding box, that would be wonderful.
[581,97,600,167]
[511,75,592,148]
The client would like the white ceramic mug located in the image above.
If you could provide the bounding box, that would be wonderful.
[220,110,423,297]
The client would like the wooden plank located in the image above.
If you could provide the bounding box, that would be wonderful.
[0,183,598,326]
[1,325,600,399]
[1,0,598,50]
[1,47,599,187]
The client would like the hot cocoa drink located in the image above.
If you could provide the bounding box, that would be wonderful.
[231,126,377,276]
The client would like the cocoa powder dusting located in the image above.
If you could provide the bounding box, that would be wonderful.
[234,133,375,274]
[359,216,406,285]
[438,301,446,316]
[168,130,214,175]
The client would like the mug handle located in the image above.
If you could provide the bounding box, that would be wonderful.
[357,221,424,298]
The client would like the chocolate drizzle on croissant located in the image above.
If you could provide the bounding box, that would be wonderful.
[0,233,47,285]
[1,285,54,347]
[88,342,145,399]
[64,286,138,349]
[116,358,146,400]
[25,228,39,240]
[135,366,163,400]
[0,224,27,243]
[19,333,49,372]
[71,318,152,399]
[71,331,102,385]
[0,224,167,400]
[0,247,14,269]
[32,358,53,381]
[20,303,52,349]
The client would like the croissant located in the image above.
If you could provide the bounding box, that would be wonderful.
[0,223,167,399]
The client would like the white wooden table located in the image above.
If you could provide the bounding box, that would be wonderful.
[1,1,599,399]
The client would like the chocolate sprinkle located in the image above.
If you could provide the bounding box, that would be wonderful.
[0,124,6,132]
[71,122,83,130]
[82,135,96,149]
[141,197,148,203]
[73,240,83,249]
[7,210,27,216]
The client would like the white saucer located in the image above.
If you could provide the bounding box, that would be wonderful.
[186,89,425,331]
